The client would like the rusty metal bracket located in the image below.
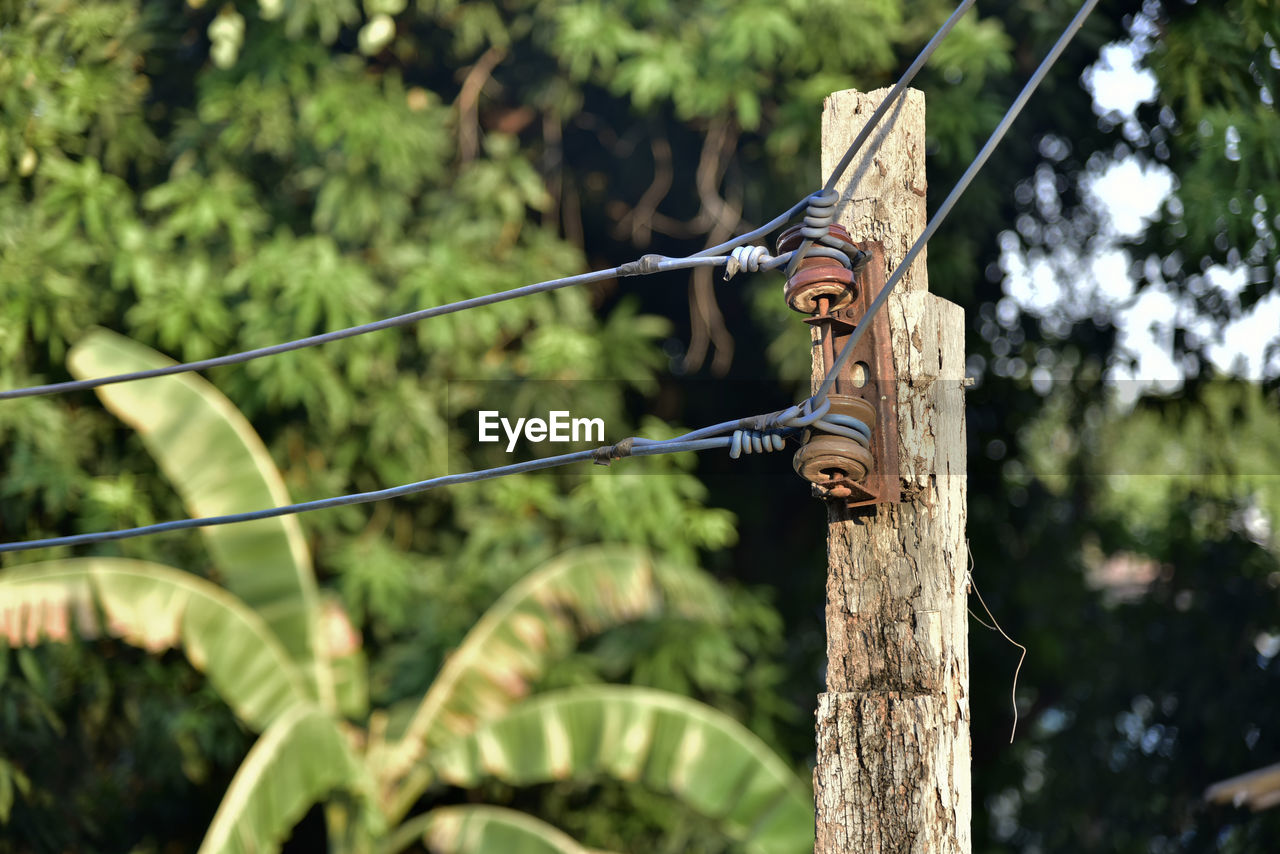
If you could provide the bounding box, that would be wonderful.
[778,228,900,510]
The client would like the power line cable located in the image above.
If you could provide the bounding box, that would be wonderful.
[783,0,976,277]
[695,198,809,259]
[0,0,1099,554]
[0,2,976,403]
[0,253,791,402]
[671,0,1102,468]
[0,398,823,552]
[0,433,740,553]
[812,0,1101,403]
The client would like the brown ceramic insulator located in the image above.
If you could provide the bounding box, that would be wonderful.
[775,223,855,254]
[827,394,877,430]
[777,224,858,314]
[791,395,878,490]
[785,265,856,314]
[793,434,874,488]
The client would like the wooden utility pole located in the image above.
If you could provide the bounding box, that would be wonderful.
[812,88,970,853]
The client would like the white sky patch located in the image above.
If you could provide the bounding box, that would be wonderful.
[1104,265,1278,399]
[1106,281,1185,399]
[1206,281,1280,377]
[1085,158,1175,238]
[1090,247,1136,304]
[1084,43,1158,117]
[1002,243,1134,319]
[1001,243,1058,317]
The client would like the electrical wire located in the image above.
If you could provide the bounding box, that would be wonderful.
[783,0,977,277]
[660,0,1102,471]
[0,0,1101,553]
[0,435,735,553]
[0,253,781,402]
[0,2,975,402]
[0,396,825,552]
[813,0,1101,403]
[694,198,809,258]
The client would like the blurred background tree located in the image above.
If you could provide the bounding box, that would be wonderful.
[1,0,1278,852]
[0,330,814,851]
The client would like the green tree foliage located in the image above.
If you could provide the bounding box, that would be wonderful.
[0,346,811,853]
[3,553,805,853]
[1133,0,1280,322]
[4,0,1280,851]
[951,2,1280,850]
[0,1,780,848]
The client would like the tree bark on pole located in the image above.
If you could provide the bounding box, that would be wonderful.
[812,88,970,854]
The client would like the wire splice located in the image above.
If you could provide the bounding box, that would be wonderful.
[724,244,771,279]
[591,437,635,465]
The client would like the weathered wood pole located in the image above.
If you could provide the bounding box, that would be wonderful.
[812,88,970,854]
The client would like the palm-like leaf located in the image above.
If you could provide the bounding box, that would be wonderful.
[383,545,727,812]
[0,559,309,731]
[200,703,374,854]
[391,805,615,854]
[67,329,325,700]
[428,685,814,854]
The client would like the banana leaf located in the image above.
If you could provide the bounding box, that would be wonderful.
[429,685,814,854]
[382,545,726,811]
[67,329,325,699]
[200,703,374,854]
[0,558,309,731]
[390,805,613,854]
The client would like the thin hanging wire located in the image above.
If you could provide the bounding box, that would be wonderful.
[0,433,739,553]
[0,253,780,402]
[813,0,1101,403]
[781,0,977,277]
[0,2,978,403]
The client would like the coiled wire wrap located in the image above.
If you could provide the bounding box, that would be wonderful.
[729,428,788,459]
[725,244,771,278]
[811,412,871,446]
[796,189,867,270]
[752,396,872,453]
[723,243,793,280]
[720,190,867,281]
